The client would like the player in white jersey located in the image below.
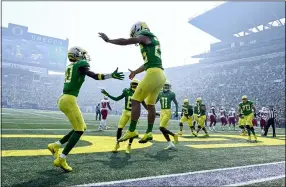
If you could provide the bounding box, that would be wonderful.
[98,96,112,130]
[258,107,268,134]
[219,107,228,131]
[209,106,217,131]
[228,108,236,130]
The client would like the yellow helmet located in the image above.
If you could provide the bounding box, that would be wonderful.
[163,81,171,92]
[130,22,149,38]
[183,99,189,104]
[242,95,248,100]
[130,79,139,91]
[196,97,202,103]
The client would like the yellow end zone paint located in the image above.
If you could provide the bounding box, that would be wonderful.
[1,134,285,157]
[1,134,152,157]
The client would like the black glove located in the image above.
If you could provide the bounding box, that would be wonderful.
[254,113,257,117]
[156,112,160,116]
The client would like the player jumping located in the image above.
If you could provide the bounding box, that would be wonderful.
[47,46,124,172]
[156,81,179,149]
[99,22,166,143]
[101,79,147,153]
[238,95,257,142]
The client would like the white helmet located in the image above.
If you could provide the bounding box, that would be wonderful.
[130,22,149,38]
[68,46,91,62]
[163,81,171,92]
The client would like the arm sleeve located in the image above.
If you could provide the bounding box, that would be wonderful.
[107,92,125,101]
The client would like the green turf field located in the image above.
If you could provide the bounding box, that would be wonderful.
[1,108,285,187]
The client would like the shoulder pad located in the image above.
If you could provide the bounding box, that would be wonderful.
[138,30,154,37]
[77,60,89,68]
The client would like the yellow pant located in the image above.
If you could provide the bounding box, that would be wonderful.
[160,109,172,128]
[193,114,199,123]
[132,68,166,105]
[58,94,86,131]
[118,110,131,128]
[239,113,254,127]
[180,115,193,127]
[197,115,206,128]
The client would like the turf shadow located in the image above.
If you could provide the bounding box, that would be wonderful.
[10,169,68,187]
[144,149,176,162]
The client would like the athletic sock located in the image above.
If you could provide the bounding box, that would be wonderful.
[59,130,74,144]
[117,128,123,140]
[146,124,154,133]
[128,120,137,132]
[62,131,83,155]
[129,138,134,145]
[250,127,256,135]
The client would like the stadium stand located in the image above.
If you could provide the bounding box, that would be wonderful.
[2,2,285,127]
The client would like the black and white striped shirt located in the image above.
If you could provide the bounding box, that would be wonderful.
[268,109,277,119]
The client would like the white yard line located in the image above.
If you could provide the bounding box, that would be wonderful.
[4,108,67,120]
[76,161,285,187]
[224,175,285,186]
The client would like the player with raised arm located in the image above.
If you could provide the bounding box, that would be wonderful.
[196,97,209,137]
[99,22,166,143]
[98,96,112,131]
[178,99,197,137]
[156,81,179,149]
[238,95,257,142]
[47,46,124,172]
[101,79,147,153]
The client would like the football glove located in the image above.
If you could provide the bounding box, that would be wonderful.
[156,112,160,116]
[197,114,201,118]
[254,113,257,117]
[111,68,125,80]
[101,89,109,96]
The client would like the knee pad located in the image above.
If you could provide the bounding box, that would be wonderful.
[197,126,202,129]
[159,127,165,132]
[118,128,123,132]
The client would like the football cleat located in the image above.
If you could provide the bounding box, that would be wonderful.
[112,143,120,153]
[118,130,139,142]
[47,143,61,159]
[254,135,258,142]
[139,132,153,143]
[173,134,179,144]
[178,131,183,136]
[53,157,72,172]
[247,136,251,142]
[164,144,176,150]
[203,133,209,137]
[126,145,131,154]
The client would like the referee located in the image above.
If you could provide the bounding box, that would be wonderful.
[263,105,277,137]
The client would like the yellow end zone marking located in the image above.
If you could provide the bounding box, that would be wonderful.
[187,137,285,149]
[1,134,152,157]
[152,134,227,142]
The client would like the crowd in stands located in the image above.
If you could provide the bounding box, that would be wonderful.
[2,52,285,127]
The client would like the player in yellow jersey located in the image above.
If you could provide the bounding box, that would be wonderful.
[47,46,124,172]
[195,97,209,137]
[99,22,166,144]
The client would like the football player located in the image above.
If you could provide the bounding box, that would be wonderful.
[228,108,236,130]
[156,81,179,149]
[47,46,124,172]
[219,107,228,131]
[258,107,268,134]
[98,96,112,131]
[178,99,197,137]
[99,22,166,143]
[101,79,146,154]
[209,105,217,131]
[238,95,257,142]
[196,97,209,137]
